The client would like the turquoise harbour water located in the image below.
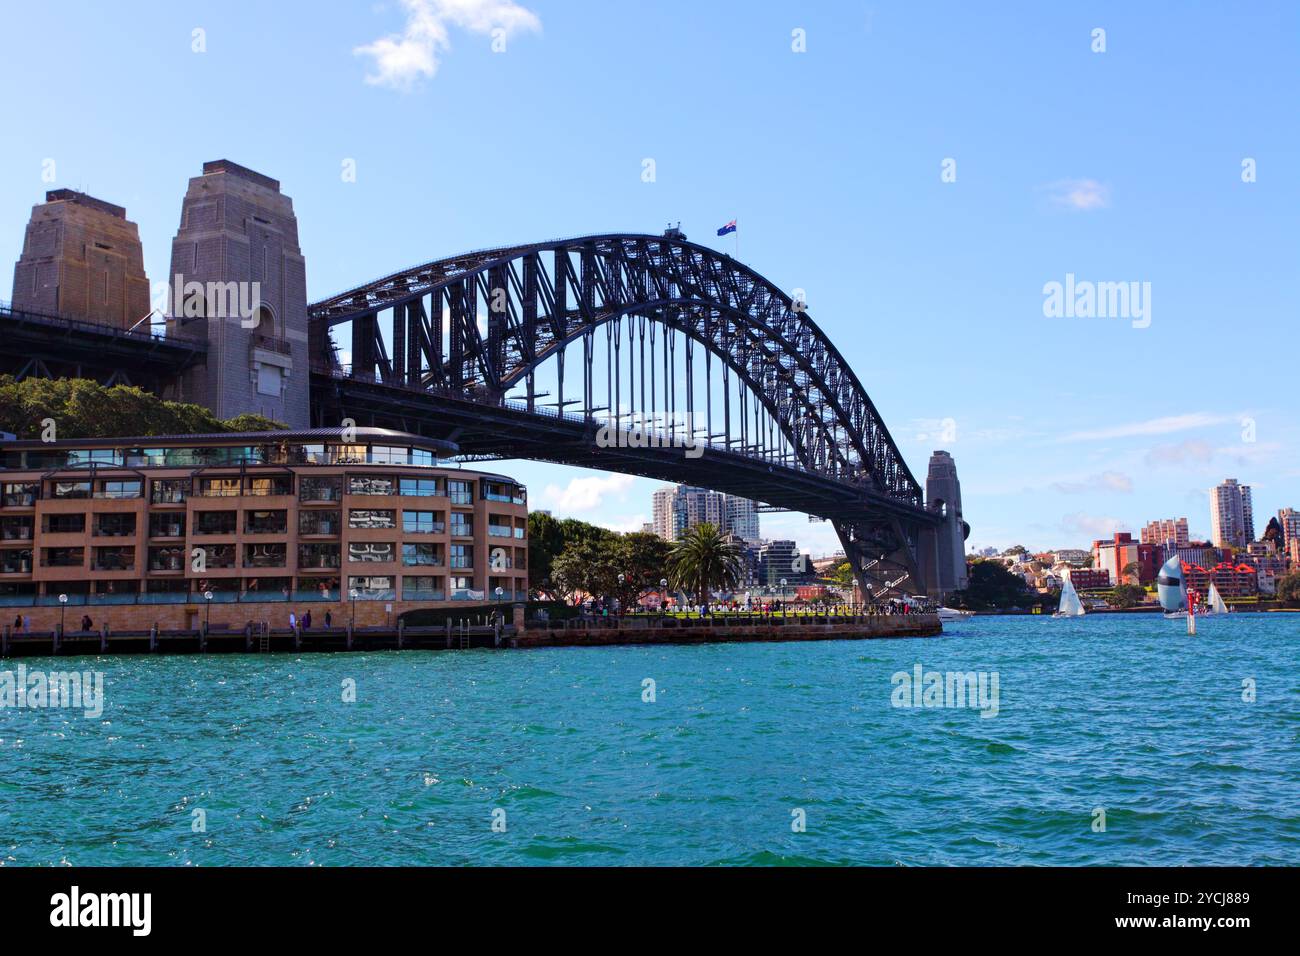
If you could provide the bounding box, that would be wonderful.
[1,614,1296,866]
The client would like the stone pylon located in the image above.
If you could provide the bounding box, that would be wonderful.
[167,160,309,427]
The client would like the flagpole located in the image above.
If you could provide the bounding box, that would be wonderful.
[734,219,739,260]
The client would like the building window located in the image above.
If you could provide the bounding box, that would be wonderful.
[347,576,394,600]
[449,544,473,570]
[402,510,444,534]
[194,511,237,535]
[43,513,86,534]
[348,542,394,563]
[488,515,512,537]
[0,516,33,541]
[349,475,396,496]
[245,510,288,534]
[0,549,33,574]
[447,480,473,505]
[93,513,137,537]
[2,482,39,507]
[399,477,441,497]
[299,510,341,535]
[92,546,135,571]
[148,513,186,538]
[51,481,92,499]
[148,546,186,572]
[244,543,287,568]
[450,513,473,537]
[298,543,341,569]
[151,479,190,504]
[300,477,342,502]
[96,480,142,500]
[402,576,444,600]
[41,547,85,568]
[402,543,442,567]
[197,477,241,498]
[246,475,292,496]
[349,509,395,529]
[197,544,236,569]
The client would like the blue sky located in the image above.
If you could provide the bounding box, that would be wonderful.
[2,0,1296,555]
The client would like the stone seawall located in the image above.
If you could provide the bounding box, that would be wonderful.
[512,614,942,648]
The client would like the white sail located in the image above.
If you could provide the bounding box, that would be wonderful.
[1207,583,1229,615]
[1157,555,1187,612]
[1055,577,1086,617]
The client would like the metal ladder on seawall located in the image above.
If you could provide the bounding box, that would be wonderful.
[459,620,468,650]
[259,622,270,653]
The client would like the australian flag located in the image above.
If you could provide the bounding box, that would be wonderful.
[716,219,737,237]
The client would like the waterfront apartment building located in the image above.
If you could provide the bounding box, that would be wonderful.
[1210,479,1254,549]
[1183,562,1259,599]
[1140,517,1190,548]
[0,428,528,628]
[1063,567,1111,591]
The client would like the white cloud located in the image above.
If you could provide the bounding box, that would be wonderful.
[1042,178,1110,211]
[1051,471,1133,495]
[600,514,650,534]
[1060,412,1241,443]
[1060,512,1129,539]
[1145,439,1216,466]
[355,0,541,91]
[542,474,635,512]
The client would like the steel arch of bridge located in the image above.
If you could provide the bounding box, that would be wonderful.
[309,233,941,596]
[311,233,922,506]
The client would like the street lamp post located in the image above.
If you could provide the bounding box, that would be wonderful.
[58,592,68,635]
[494,586,504,624]
[204,590,214,632]
[660,579,668,619]
[780,578,788,619]
[349,587,359,628]
[617,574,625,618]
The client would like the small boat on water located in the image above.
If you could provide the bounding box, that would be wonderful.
[1053,576,1086,618]
[1203,583,1231,615]
[938,607,974,622]
[1158,554,1188,618]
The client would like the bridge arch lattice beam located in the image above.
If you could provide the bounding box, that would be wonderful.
[310,234,923,507]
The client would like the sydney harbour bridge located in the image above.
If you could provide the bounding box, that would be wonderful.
[0,162,969,599]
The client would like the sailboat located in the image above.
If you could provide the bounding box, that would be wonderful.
[1204,583,1230,615]
[1053,576,1086,618]
[1157,554,1189,618]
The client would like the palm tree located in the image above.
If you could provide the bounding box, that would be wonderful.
[666,523,743,606]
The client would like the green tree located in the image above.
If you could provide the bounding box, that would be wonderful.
[665,522,742,604]
[0,375,286,438]
[948,560,1031,611]
[611,532,673,608]
[1107,584,1146,608]
[1275,572,1300,607]
[551,537,621,604]
[827,560,855,589]
[526,511,565,596]
[1121,561,1141,585]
